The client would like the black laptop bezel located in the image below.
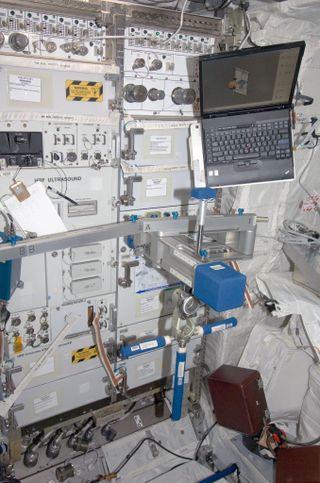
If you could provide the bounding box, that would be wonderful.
[199,41,305,119]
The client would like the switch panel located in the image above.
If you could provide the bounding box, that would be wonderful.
[123,26,216,117]
[0,7,109,63]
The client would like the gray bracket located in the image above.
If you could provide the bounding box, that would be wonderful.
[118,260,139,288]
[120,175,143,206]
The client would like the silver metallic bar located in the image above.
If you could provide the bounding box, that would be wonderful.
[0,214,256,262]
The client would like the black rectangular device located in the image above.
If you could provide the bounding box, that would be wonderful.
[199,41,305,187]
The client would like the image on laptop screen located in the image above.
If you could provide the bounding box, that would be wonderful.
[201,45,302,115]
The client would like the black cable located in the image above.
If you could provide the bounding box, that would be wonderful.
[145,462,188,483]
[195,422,217,460]
[109,437,193,476]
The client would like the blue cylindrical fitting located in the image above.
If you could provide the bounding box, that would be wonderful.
[171,346,187,421]
[201,317,237,336]
[120,336,172,359]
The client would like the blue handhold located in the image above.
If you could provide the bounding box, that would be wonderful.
[130,215,138,223]
[191,187,216,200]
[172,211,179,220]
[126,235,135,249]
[199,249,208,257]
[238,208,244,216]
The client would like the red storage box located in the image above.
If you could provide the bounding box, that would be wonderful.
[208,364,268,436]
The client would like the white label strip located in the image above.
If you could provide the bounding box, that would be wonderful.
[140,340,158,351]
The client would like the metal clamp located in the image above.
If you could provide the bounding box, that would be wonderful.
[120,175,142,206]
[118,260,139,288]
[122,128,144,161]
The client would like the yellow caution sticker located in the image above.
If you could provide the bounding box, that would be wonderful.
[72,345,98,364]
[66,80,103,102]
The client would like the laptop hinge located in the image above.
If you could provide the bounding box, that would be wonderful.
[203,104,290,120]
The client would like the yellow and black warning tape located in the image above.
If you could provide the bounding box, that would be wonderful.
[72,344,98,364]
[66,80,103,102]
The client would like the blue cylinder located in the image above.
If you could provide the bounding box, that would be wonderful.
[171,346,187,421]
[120,336,171,359]
[202,317,237,336]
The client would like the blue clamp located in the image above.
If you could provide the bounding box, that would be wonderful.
[0,233,21,246]
[199,249,208,257]
[130,215,138,223]
[171,211,179,220]
[237,208,244,216]
[191,187,216,200]
[126,235,135,249]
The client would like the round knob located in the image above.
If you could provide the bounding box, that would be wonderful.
[27,313,36,322]
[149,59,162,71]
[40,334,49,344]
[82,152,88,160]
[94,152,101,160]
[124,84,148,103]
[66,152,77,163]
[0,32,5,48]
[11,317,21,327]
[171,87,196,105]
[148,88,165,101]
[8,32,29,52]
[132,58,145,69]
[72,44,88,56]
[52,152,60,161]
[44,41,57,53]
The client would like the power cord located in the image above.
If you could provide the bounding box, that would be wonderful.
[100,437,193,481]
[195,421,217,460]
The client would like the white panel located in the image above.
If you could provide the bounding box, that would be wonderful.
[0,67,114,117]
[7,254,47,312]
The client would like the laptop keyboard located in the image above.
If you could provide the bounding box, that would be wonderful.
[205,119,291,167]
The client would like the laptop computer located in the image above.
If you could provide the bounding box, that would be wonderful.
[199,41,305,187]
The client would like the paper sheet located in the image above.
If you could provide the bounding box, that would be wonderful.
[3,181,67,236]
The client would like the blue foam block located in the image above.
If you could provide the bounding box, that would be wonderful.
[193,261,246,311]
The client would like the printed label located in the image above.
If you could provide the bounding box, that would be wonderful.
[139,293,160,314]
[72,345,98,364]
[210,264,225,270]
[149,136,172,155]
[137,361,156,380]
[34,391,58,414]
[9,75,41,102]
[178,361,185,379]
[140,340,158,351]
[146,178,167,198]
[66,80,103,102]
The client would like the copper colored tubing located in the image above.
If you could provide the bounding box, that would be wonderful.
[92,313,123,387]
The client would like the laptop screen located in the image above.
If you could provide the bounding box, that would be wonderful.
[200,42,305,116]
